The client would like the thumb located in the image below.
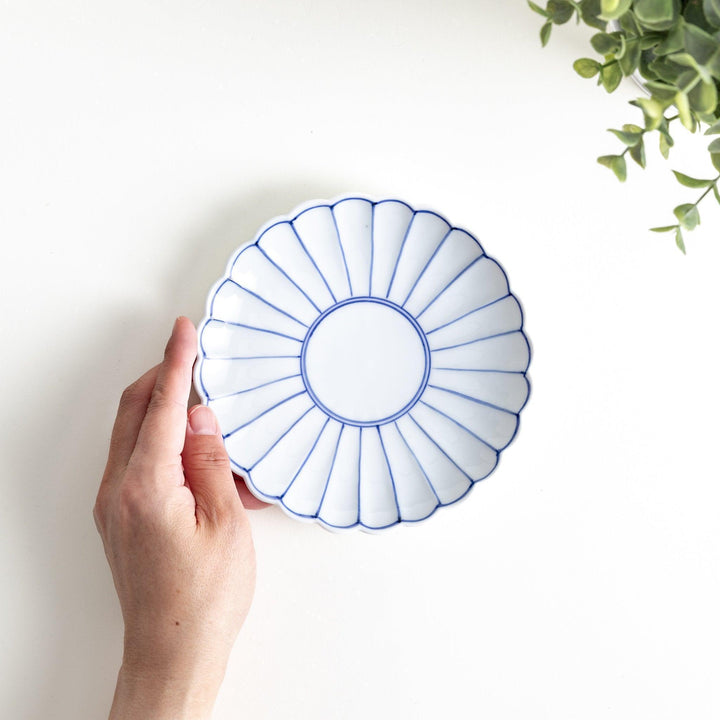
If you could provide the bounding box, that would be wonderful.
[183,405,243,524]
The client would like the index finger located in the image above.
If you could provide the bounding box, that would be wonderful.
[130,316,198,470]
[102,363,160,487]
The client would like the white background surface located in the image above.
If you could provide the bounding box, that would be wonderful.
[2,1,720,718]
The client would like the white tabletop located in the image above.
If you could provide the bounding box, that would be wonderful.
[2,2,719,718]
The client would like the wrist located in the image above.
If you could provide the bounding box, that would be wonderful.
[109,659,223,720]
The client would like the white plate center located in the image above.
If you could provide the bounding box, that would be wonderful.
[301,298,429,426]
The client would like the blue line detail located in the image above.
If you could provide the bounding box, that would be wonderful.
[400,227,454,308]
[433,367,526,374]
[418,399,500,453]
[406,413,474,482]
[208,318,304,343]
[431,329,520,353]
[376,426,401,523]
[247,404,315,471]
[205,354,300,361]
[208,373,303,402]
[316,424,345,517]
[330,205,354,296]
[385,211,416,298]
[289,221,338,304]
[357,427,363,525]
[368,202,375,296]
[225,278,309,328]
[299,296,431,427]
[394,421,441,505]
[280,417,331,500]
[255,242,322,314]
[222,390,308,439]
[426,383,517,416]
[424,294,510,335]
[415,255,486,320]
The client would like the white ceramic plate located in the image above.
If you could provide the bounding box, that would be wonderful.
[195,196,531,531]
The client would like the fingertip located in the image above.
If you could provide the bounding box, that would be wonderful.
[132,319,199,465]
[175,315,195,332]
[187,405,218,436]
[169,315,197,345]
[163,316,197,369]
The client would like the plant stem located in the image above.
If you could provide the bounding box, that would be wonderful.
[694,175,720,207]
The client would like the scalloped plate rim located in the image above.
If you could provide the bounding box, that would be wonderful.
[194,193,533,533]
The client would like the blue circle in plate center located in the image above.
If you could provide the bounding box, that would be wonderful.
[300,296,431,427]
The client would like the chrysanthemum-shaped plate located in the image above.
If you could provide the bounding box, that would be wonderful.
[195,196,531,531]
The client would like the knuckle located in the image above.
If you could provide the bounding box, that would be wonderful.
[146,385,186,416]
[92,497,106,533]
[186,444,231,471]
[93,482,112,532]
[117,481,152,520]
[119,381,147,411]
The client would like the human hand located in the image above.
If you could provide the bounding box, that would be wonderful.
[94,317,257,720]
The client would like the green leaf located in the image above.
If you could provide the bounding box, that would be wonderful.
[703,0,720,28]
[629,138,647,167]
[689,78,718,114]
[696,110,717,124]
[618,11,641,34]
[607,127,643,145]
[618,38,641,75]
[683,24,717,63]
[633,0,679,31]
[599,0,632,20]
[600,61,623,91]
[640,54,659,80]
[658,117,675,138]
[648,56,684,83]
[668,51,714,83]
[614,33,628,59]
[574,57,602,77]
[675,90,696,131]
[644,79,680,101]
[675,69,701,94]
[709,138,720,171]
[580,0,609,29]
[659,129,673,158]
[675,226,686,253]
[704,118,720,134]
[640,32,664,50]
[547,0,575,23]
[685,1,715,30]
[672,170,715,188]
[540,21,553,46]
[633,97,666,129]
[673,202,700,229]
[714,183,720,203]
[597,154,627,181]
[591,31,621,54]
[528,0,550,17]
[650,225,678,232]
[653,23,684,55]
[682,23,720,80]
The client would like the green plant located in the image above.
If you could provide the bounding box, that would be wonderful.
[528,0,720,252]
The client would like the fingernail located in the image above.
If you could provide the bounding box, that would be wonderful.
[188,406,217,435]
